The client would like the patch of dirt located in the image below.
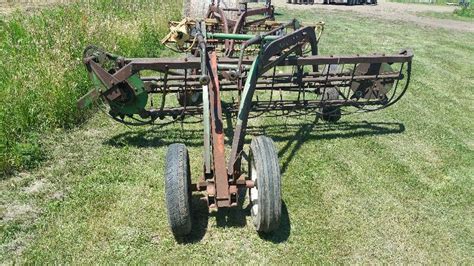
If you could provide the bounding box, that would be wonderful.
[1,203,38,222]
[23,179,47,194]
[49,191,65,200]
[3,234,34,256]
[273,0,474,32]
[150,234,161,244]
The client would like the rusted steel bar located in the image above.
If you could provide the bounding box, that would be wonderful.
[208,52,230,207]
[143,73,400,93]
[142,71,400,83]
[207,5,232,51]
[124,50,413,69]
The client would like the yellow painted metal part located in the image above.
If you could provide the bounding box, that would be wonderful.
[160,18,191,48]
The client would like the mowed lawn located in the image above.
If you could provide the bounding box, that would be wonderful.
[1,6,473,264]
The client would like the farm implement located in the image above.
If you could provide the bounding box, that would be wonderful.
[286,0,377,6]
[287,0,377,6]
[78,1,413,237]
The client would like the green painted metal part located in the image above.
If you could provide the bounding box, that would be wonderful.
[235,57,260,128]
[202,84,211,174]
[200,20,212,174]
[226,55,261,172]
[109,74,148,115]
[89,71,148,116]
[78,45,148,115]
[77,72,102,109]
[77,88,99,110]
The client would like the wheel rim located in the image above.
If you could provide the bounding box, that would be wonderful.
[250,156,259,221]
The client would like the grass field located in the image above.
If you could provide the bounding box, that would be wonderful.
[455,3,474,17]
[419,10,474,20]
[1,2,474,264]
[0,0,181,174]
[419,4,474,20]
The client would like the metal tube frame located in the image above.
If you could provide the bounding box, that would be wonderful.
[81,20,413,209]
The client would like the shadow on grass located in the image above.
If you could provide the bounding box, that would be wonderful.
[106,119,404,153]
[106,119,404,176]
[263,120,406,175]
[258,201,291,243]
[209,198,291,243]
[108,119,403,243]
[210,187,249,228]
[105,127,203,148]
[213,207,248,228]
[175,195,209,244]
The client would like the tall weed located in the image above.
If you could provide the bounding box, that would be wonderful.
[0,0,182,175]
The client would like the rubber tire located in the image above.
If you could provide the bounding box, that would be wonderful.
[249,136,282,233]
[320,88,342,123]
[177,91,203,107]
[321,106,342,123]
[165,143,192,237]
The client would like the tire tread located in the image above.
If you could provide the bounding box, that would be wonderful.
[165,143,192,236]
[250,136,282,233]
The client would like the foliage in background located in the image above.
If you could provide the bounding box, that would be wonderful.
[388,0,472,8]
[388,0,450,5]
[0,0,182,175]
[454,3,473,17]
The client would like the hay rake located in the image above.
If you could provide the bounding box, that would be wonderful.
[78,1,413,237]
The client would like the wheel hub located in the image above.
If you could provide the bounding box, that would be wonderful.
[250,159,259,220]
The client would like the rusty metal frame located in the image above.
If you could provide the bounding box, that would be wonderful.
[206,2,276,56]
[81,16,413,211]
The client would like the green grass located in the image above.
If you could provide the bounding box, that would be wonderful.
[388,0,451,5]
[419,10,474,20]
[454,4,474,17]
[1,4,474,264]
[418,4,474,20]
[0,0,181,175]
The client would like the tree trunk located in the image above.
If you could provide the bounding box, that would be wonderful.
[182,0,241,19]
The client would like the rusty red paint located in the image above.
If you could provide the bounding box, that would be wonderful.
[208,52,230,207]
